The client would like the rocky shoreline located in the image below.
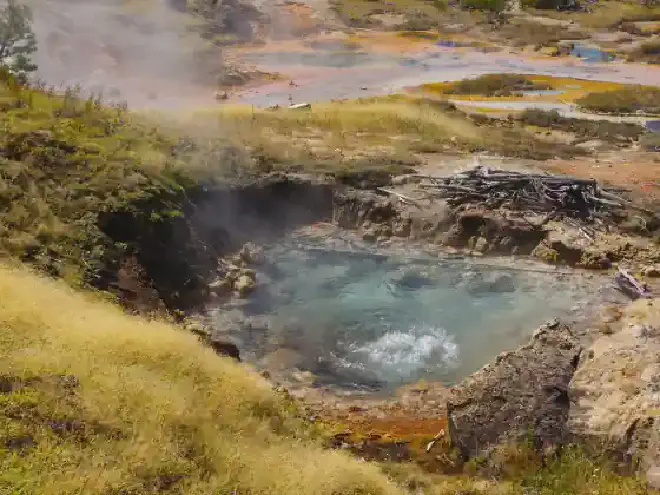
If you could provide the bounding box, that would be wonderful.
[117,168,658,487]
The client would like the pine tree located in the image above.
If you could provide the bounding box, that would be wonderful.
[0,0,37,77]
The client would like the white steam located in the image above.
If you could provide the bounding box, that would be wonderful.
[24,0,224,108]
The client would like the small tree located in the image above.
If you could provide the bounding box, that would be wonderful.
[0,0,37,78]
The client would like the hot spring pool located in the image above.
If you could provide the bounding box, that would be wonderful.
[212,240,620,390]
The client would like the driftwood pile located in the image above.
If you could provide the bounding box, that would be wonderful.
[415,165,643,220]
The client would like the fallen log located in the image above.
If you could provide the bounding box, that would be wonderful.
[615,269,652,300]
[376,187,423,208]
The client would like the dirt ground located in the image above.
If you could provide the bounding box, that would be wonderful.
[546,151,660,205]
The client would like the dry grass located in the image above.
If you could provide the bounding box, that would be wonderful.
[186,97,585,168]
[0,263,400,494]
[331,0,478,30]
[186,98,480,171]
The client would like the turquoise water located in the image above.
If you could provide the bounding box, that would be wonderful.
[569,44,615,63]
[231,243,616,389]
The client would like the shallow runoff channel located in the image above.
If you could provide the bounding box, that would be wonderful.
[211,234,626,391]
[232,47,660,107]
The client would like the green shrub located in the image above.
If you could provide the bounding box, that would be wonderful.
[577,86,660,114]
[629,39,660,63]
[518,109,646,142]
[444,74,552,96]
[461,0,506,12]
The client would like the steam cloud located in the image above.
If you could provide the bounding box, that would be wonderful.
[23,0,231,109]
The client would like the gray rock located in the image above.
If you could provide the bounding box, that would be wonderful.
[474,237,489,253]
[235,275,257,297]
[362,228,378,242]
[447,320,581,458]
[209,277,233,296]
[567,298,660,472]
[240,242,265,265]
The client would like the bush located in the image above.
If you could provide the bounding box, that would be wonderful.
[461,0,506,12]
[577,86,660,114]
[443,74,552,96]
[629,39,660,63]
[518,109,646,142]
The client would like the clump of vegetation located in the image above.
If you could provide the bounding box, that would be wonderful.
[460,0,506,13]
[515,445,652,495]
[518,109,646,143]
[577,86,660,114]
[493,21,587,48]
[331,0,456,29]
[640,131,660,151]
[628,39,660,63]
[437,74,553,97]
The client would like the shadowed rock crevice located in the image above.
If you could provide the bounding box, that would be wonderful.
[98,174,334,312]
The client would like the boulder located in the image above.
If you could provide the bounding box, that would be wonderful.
[235,275,257,297]
[208,277,233,296]
[567,298,660,472]
[542,227,588,265]
[447,320,581,459]
[392,218,412,238]
[362,228,378,242]
[474,237,489,253]
[332,189,398,229]
[239,242,265,265]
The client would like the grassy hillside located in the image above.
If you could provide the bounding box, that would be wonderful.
[0,70,193,289]
[0,263,399,494]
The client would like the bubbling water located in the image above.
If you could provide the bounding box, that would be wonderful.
[216,239,621,390]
